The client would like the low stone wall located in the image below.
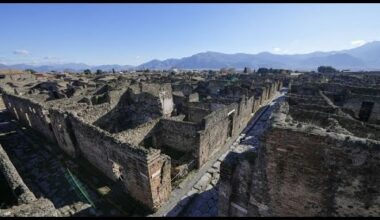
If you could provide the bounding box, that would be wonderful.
[289,107,380,141]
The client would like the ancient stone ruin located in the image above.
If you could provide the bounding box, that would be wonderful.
[0,71,282,216]
[2,70,379,217]
[219,72,380,217]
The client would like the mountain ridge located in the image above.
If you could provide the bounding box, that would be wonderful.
[2,41,380,72]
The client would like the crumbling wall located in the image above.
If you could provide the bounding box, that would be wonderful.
[157,119,199,153]
[68,114,171,210]
[94,83,174,132]
[2,93,56,142]
[147,153,172,210]
[340,94,380,124]
[138,82,174,117]
[198,104,237,168]
[49,109,79,158]
[289,107,380,140]
[198,81,279,169]
[219,126,380,217]
[234,95,255,133]
[183,106,212,123]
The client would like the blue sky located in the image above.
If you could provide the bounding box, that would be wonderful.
[1,3,380,66]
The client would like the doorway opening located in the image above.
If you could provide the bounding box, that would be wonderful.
[359,101,374,122]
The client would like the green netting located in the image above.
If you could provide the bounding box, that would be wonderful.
[64,168,96,208]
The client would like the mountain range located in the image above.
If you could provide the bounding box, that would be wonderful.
[0,63,133,73]
[2,41,380,72]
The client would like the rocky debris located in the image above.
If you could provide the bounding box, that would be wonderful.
[193,173,212,191]
[0,198,59,217]
[0,144,36,204]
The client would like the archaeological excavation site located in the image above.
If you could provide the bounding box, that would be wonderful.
[0,70,379,217]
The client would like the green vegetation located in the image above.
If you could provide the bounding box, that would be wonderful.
[25,68,36,74]
[96,69,103,75]
[257,68,291,75]
[317,66,338,73]
[83,69,92,75]
[243,67,251,73]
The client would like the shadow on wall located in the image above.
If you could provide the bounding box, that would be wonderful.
[0,111,91,210]
[93,90,165,133]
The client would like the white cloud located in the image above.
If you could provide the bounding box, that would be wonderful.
[350,40,366,47]
[135,55,140,59]
[273,47,282,52]
[13,49,30,56]
[273,47,290,54]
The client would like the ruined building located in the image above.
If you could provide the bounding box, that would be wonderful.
[219,72,380,217]
[0,71,283,214]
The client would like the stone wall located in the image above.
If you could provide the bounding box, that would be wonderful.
[68,113,171,211]
[49,109,79,158]
[289,107,380,140]
[183,106,212,123]
[197,81,279,169]
[219,125,380,217]
[157,119,200,153]
[2,94,56,142]
[198,105,233,168]
[340,94,380,124]
[1,93,172,211]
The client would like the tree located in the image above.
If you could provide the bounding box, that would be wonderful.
[112,68,116,74]
[243,67,251,74]
[257,68,269,75]
[83,69,91,75]
[317,66,338,74]
[25,69,36,74]
[96,69,103,75]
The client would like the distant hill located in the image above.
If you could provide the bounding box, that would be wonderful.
[137,41,380,71]
[2,41,380,72]
[0,63,134,73]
